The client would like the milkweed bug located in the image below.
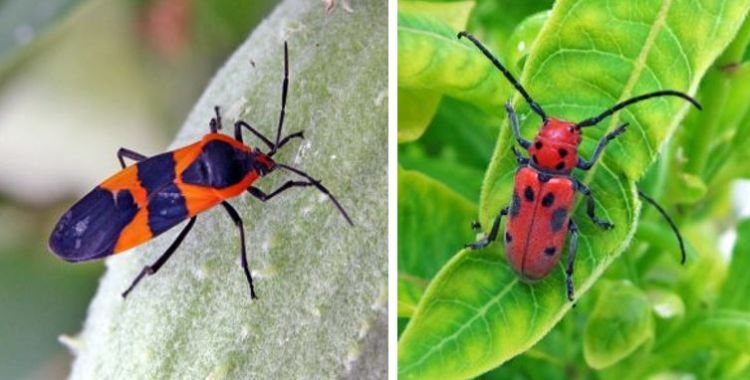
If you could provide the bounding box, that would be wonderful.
[49,42,353,299]
[459,31,699,301]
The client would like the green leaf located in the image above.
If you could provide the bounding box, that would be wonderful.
[398,8,509,109]
[398,168,477,281]
[68,1,387,378]
[505,11,550,71]
[399,273,429,318]
[397,1,477,143]
[632,310,750,378]
[400,1,475,32]
[583,281,654,369]
[719,218,750,311]
[398,1,750,378]
[398,145,485,202]
[398,88,442,143]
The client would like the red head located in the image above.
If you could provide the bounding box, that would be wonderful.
[528,118,581,174]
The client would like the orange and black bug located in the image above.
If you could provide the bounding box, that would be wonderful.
[49,42,353,299]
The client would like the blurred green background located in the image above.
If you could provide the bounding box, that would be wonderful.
[0,0,277,378]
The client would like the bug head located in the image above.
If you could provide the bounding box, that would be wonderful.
[528,118,580,173]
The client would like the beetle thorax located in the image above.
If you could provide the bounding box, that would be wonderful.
[528,118,580,173]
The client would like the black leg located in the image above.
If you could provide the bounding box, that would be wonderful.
[574,179,614,229]
[247,180,315,202]
[506,102,531,150]
[271,42,290,154]
[235,120,304,151]
[122,217,196,298]
[465,207,509,250]
[221,201,256,299]
[210,106,223,133]
[511,146,529,165]
[566,219,578,301]
[235,120,275,149]
[577,123,628,170]
[117,148,148,169]
[275,131,304,150]
[638,190,686,264]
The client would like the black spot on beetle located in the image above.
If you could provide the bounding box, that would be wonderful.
[532,155,539,164]
[541,193,555,207]
[556,161,565,171]
[544,246,556,256]
[538,172,551,183]
[524,186,535,202]
[505,231,512,243]
[551,208,568,232]
[535,141,543,149]
[510,192,521,217]
[559,148,568,157]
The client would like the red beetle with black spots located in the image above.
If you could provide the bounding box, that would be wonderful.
[459,32,698,301]
[48,42,353,300]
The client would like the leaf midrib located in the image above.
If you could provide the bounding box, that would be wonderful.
[581,0,673,187]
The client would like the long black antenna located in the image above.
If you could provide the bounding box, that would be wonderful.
[577,90,702,128]
[457,31,547,121]
[277,163,354,226]
[271,41,290,155]
[638,190,686,264]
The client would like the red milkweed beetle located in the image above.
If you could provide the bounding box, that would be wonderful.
[49,42,353,300]
[459,32,699,301]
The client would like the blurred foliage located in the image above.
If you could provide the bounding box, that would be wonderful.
[0,0,276,379]
[398,0,750,378]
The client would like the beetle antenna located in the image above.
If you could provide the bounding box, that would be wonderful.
[577,90,701,128]
[271,41,290,155]
[276,163,354,226]
[638,190,686,264]
[457,31,547,121]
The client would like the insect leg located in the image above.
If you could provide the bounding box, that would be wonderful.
[506,102,531,150]
[117,148,148,169]
[465,206,509,250]
[566,219,578,301]
[511,146,529,165]
[247,181,315,202]
[121,217,197,298]
[234,120,275,149]
[221,201,257,299]
[574,179,614,229]
[577,123,628,170]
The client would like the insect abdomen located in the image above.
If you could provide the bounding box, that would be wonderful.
[49,186,140,262]
[505,167,574,280]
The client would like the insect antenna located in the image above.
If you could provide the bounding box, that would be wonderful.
[276,163,354,226]
[210,106,223,133]
[271,41,290,155]
[577,90,702,128]
[458,31,547,121]
[638,190,686,264]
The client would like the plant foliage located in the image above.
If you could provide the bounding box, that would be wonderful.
[398,0,750,378]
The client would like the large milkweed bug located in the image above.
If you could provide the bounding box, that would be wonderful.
[49,42,353,299]
[459,31,699,301]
